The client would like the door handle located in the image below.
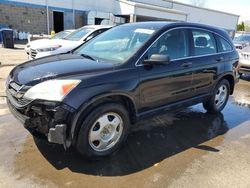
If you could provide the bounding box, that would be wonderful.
[216,57,224,62]
[181,62,192,68]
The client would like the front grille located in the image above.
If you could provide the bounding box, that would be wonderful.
[30,48,37,59]
[240,66,250,71]
[241,53,250,60]
[7,80,31,107]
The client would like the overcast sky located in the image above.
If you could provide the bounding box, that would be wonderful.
[176,0,250,22]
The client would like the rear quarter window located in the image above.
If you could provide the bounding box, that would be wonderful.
[217,36,233,52]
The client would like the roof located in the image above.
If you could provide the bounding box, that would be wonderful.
[120,21,230,39]
[64,29,76,32]
[82,25,114,29]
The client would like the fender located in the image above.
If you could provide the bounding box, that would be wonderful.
[212,71,236,95]
[67,92,138,147]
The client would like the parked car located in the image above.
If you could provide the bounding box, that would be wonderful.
[25,30,75,55]
[233,33,250,50]
[238,46,250,76]
[6,22,239,158]
[29,25,112,59]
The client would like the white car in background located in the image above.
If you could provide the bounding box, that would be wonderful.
[29,25,112,59]
[233,33,250,50]
[25,30,75,55]
[238,46,250,76]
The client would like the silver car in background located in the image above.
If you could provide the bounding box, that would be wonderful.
[238,46,250,76]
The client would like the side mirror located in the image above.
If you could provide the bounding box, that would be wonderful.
[144,54,170,65]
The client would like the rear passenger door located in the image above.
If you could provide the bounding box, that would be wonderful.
[189,29,224,97]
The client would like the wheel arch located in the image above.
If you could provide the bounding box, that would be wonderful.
[69,93,138,146]
[216,73,235,95]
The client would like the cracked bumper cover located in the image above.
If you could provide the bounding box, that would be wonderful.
[7,96,76,145]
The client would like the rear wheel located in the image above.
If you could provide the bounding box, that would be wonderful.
[203,79,230,113]
[75,103,129,159]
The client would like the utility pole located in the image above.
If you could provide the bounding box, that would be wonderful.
[72,0,75,28]
[46,0,50,35]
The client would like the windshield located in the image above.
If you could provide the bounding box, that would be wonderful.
[64,27,94,41]
[234,35,250,42]
[74,25,159,64]
[51,31,72,39]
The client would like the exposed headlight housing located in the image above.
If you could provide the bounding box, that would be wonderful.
[37,45,62,52]
[23,80,81,101]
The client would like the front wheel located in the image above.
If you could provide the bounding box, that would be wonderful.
[75,103,129,159]
[203,79,230,113]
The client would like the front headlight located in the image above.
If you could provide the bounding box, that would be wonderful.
[37,45,62,52]
[23,80,81,101]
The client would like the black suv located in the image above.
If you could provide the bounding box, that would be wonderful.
[6,22,239,158]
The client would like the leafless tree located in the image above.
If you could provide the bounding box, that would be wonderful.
[190,0,206,7]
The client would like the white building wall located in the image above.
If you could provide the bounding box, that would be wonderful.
[115,1,135,15]
[130,0,173,8]
[135,7,186,21]
[173,3,239,30]
[3,0,239,31]
[75,0,116,12]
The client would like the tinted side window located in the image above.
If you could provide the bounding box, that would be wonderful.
[217,36,233,52]
[146,29,189,60]
[192,30,217,56]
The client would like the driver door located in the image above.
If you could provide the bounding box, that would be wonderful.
[138,28,193,111]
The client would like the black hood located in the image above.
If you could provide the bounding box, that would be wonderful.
[10,54,114,86]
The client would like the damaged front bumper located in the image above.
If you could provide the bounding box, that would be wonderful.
[6,90,76,146]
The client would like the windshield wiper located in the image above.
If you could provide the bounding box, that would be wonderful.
[80,53,96,61]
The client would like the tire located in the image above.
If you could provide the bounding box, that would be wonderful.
[203,79,230,114]
[75,103,129,159]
